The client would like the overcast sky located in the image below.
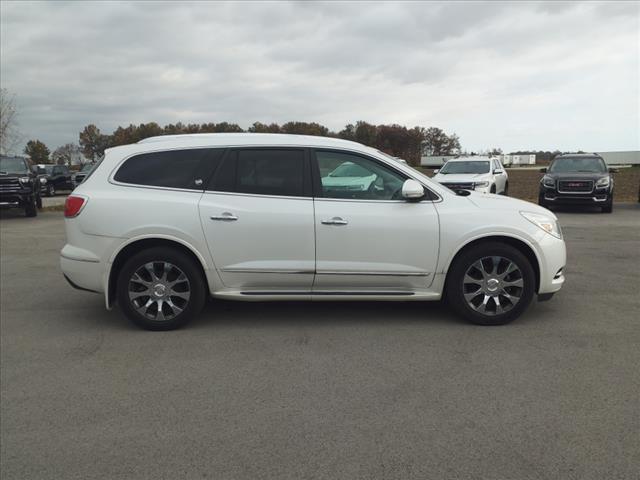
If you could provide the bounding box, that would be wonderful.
[1,1,638,154]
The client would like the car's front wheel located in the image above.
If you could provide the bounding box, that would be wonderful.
[116,247,207,330]
[25,196,38,217]
[602,193,613,213]
[446,242,535,325]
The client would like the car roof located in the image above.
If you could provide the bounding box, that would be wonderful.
[137,133,363,150]
[445,156,493,162]
[555,153,602,159]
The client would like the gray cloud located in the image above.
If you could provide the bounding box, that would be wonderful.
[1,0,638,153]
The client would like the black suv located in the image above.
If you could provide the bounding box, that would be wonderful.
[0,155,41,217]
[539,154,615,213]
[36,164,73,196]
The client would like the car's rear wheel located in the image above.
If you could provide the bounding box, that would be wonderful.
[446,242,535,325]
[502,182,509,196]
[116,247,206,330]
[490,184,496,194]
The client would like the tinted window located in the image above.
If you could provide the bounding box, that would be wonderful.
[315,150,406,200]
[114,148,217,189]
[439,161,490,174]
[0,157,28,174]
[211,149,305,197]
[548,157,606,173]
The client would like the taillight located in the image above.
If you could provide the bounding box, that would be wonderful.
[64,195,87,218]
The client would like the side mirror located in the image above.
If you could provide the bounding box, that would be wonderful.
[402,179,424,200]
[433,169,439,174]
[609,168,618,173]
[539,168,547,173]
[494,169,504,174]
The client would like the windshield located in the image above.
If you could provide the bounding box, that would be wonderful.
[439,161,490,175]
[548,157,606,173]
[0,157,28,174]
[37,165,54,175]
[329,163,372,177]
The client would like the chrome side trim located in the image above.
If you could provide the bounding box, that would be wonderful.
[241,291,414,296]
[221,268,314,274]
[317,270,430,277]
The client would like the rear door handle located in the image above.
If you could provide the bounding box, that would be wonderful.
[321,217,348,226]
[210,212,238,221]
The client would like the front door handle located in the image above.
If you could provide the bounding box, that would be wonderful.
[321,217,348,226]
[210,212,238,221]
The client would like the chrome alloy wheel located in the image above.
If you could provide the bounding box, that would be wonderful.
[462,256,524,316]
[128,261,191,321]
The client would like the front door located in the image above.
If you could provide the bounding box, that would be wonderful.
[198,148,315,290]
[312,149,440,292]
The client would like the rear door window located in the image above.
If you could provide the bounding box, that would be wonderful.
[114,148,224,190]
[209,149,308,197]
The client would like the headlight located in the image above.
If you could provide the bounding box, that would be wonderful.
[474,181,489,188]
[542,176,555,187]
[39,177,47,184]
[596,176,610,188]
[19,177,31,185]
[520,211,562,239]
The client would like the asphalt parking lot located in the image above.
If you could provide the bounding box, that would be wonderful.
[1,206,639,479]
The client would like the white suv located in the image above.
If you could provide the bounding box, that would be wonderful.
[61,134,565,330]
[432,156,509,195]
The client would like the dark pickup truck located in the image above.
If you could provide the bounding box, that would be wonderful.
[0,155,41,217]
[35,164,74,196]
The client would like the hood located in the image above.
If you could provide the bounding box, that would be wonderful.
[545,171,609,180]
[433,173,490,183]
[0,172,30,180]
[465,191,556,218]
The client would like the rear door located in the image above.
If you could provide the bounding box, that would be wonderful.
[198,148,315,291]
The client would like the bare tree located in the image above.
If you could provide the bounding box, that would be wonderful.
[0,88,22,155]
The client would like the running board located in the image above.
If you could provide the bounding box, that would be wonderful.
[240,291,415,296]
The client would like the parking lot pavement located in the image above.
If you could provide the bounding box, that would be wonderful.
[1,205,639,480]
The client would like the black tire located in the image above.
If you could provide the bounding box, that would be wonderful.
[538,194,546,208]
[602,194,613,213]
[446,242,536,326]
[47,184,55,197]
[25,196,37,217]
[490,184,496,194]
[502,182,509,196]
[36,194,43,209]
[116,247,207,331]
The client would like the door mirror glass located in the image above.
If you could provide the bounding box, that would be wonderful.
[539,167,547,173]
[401,179,424,200]
[433,169,439,174]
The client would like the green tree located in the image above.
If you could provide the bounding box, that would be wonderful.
[24,139,50,163]
[52,143,81,166]
[79,124,110,160]
[423,127,461,156]
[281,121,329,136]
[248,122,282,133]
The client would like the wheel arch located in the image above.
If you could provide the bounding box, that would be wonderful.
[106,236,209,308]
[443,235,541,294]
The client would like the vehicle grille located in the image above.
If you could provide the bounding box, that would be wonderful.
[0,178,21,194]
[558,180,593,193]
[441,182,475,190]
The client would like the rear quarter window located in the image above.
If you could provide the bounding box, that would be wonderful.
[114,148,224,189]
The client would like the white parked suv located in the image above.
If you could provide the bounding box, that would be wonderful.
[432,156,508,195]
[61,134,565,330]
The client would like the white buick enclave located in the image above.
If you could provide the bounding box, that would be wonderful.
[61,134,565,330]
